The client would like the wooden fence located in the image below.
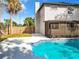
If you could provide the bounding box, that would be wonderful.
[5,26,35,34]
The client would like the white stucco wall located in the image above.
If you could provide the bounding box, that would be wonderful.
[40,17,45,35]
[35,2,40,33]
[35,6,45,35]
[39,6,45,35]
[44,5,79,21]
[35,12,40,33]
[67,8,79,21]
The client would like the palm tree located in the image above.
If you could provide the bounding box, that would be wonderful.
[7,0,22,34]
[24,17,35,33]
[0,23,3,30]
[4,19,18,34]
[0,22,4,28]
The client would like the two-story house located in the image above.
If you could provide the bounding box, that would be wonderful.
[35,2,79,38]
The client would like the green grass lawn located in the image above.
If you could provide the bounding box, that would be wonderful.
[6,33,32,38]
[0,33,32,42]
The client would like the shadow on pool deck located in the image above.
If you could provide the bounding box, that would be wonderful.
[0,47,46,59]
[0,33,48,59]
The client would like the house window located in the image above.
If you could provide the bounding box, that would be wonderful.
[49,23,59,29]
[67,23,76,28]
[68,7,74,14]
[67,22,78,31]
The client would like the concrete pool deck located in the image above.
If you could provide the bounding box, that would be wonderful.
[0,34,50,59]
[7,33,50,43]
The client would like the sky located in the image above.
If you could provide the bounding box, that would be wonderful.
[1,0,79,24]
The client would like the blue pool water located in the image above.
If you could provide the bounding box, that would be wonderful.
[32,39,79,59]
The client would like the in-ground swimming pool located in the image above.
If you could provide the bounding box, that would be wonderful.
[32,39,79,59]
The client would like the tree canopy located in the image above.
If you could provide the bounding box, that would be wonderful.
[0,22,4,30]
[7,0,22,14]
[24,17,35,27]
[4,19,18,26]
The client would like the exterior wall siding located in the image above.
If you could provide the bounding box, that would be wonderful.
[44,5,79,21]
[46,22,79,37]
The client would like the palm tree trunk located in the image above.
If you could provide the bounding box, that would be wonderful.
[10,12,12,34]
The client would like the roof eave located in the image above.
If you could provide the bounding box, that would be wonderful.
[36,3,79,13]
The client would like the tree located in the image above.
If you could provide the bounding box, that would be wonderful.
[4,19,18,26]
[13,21,18,26]
[4,19,10,26]
[4,19,18,34]
[7,0,22,34]
[23,17,35,33]
[0,22,4,30]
